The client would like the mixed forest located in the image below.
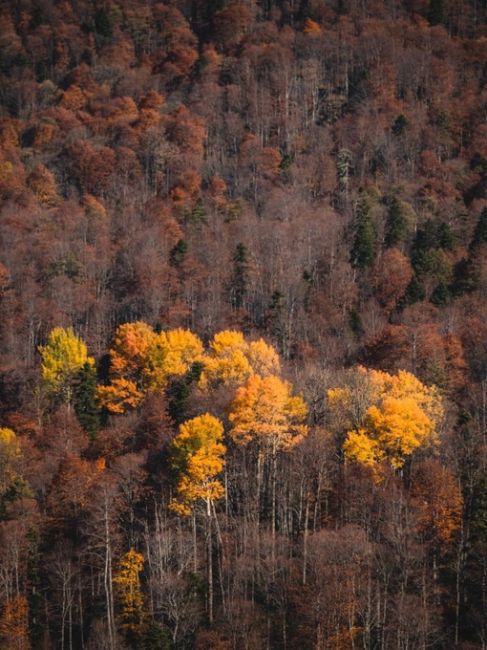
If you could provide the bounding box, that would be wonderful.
[1,0,487,647]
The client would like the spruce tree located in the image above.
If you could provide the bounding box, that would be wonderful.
[73,362,100,441]
[351,198,375,269]
[230,243,249,309]
[385,196,408,247]
[471,207,487,248]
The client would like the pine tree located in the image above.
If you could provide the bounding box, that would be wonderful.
[230,243,248,310]
[385,196,408,247]
[351,197,375,269]
[471,207,487,248]
[73,362,101,440]
[428,0,445,25]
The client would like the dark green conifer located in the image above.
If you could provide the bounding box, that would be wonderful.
[351,198,375,269]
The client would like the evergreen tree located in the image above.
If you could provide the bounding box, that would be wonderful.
[392,114,408,136]
[351,197,375,269]
[430,280,451,307]
[230,243,249,309]
[428,0,445,25]
[170,239,188,266]
[471,207,487,248]
[73,362,101,441]
[437,222,456,250]
[404,275,426,304]
[385,196,408,247]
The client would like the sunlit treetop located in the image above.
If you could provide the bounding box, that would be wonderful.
[109,321,157,378]
[198,330,280,389]
[169,413,226,516]
[228,374,308,451]
[0,427,21,497]
[39,327,94,397]
[328,367,443,470]
[101,323,204,412]
[143,328,204,390]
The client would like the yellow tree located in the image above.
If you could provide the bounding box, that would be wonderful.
[108,321,158,379]
[328,367,443,471]
[169,413,226,517]
[96,379,144,415]
[169,413,225,624]
[98,323,203,412]
[228,374,308,538]
[198,330,280,389]
[0,427,20,498]
[143,328,204,390]
[39,327,94,403]
[113,549,147,638]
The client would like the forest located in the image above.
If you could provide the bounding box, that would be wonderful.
[0,0,487,647]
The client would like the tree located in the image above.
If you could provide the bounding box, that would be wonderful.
[198,331,280,389]
[39,327,94,404]
[114,549,147,639]
[0,595,30,650]
[384,196,409,248]
[97,378,145,415]
[0,427,20,500]
[228,375,308,451]
[100,323,204,412]
[351,197,375,269]
[169,413,226,625]
[108,322,158,380]
[411,460,462,549]
[228,374,308,539]
[169,414,226,516]
[73,362,100,440]
[143,328,204,391]
[329,368,443,470]
[230,243,249,310]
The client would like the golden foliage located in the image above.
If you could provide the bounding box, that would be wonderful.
[228,374,308,451]
[109,322,158,378]
[96,378,144,414]
[143,328,203,390]
[114,549,147,636]
[39,327,94,398]
[0,427,20,497]
[329,367,443,469]
[170,413,226,516]
[199,330,280,389]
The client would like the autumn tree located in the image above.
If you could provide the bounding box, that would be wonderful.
[0,427,21,501]
[328,368,443,471]
[169,413,225,624]
[39,327,94,405]
[0,595,30,650]
[228,374,308,539]
[411,460,462,549]
[169,414,225,517]
[98,323,203,413]
[198,330,280,389]
[114,549,147,640]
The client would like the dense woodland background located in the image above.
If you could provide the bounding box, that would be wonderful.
[1,0,487,647]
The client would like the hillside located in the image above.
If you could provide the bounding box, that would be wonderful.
[0,0,487,647]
